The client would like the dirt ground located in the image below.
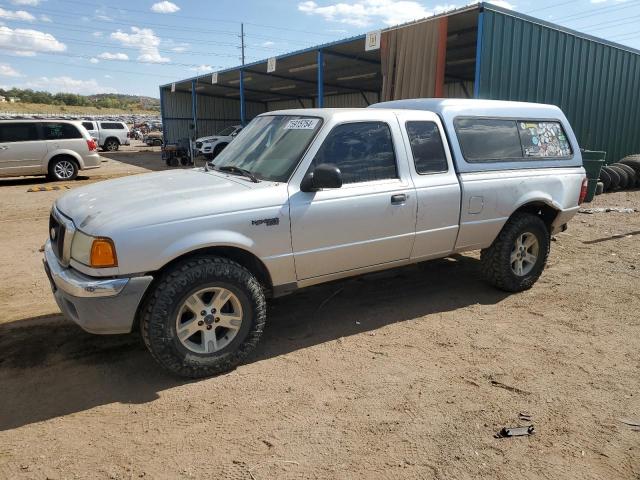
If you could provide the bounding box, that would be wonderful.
[0,154,639,479]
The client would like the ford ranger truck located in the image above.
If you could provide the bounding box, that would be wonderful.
[43,99,588,378]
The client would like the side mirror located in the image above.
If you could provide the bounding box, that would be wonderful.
[300,163,343,192]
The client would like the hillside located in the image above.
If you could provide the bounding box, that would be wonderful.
[0,88,160,113]
[0,101,158,116]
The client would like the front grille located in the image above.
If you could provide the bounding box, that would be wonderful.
[49,213,66,260]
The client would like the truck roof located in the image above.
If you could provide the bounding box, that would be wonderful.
[369,98,565,120]
[264,99,566,121]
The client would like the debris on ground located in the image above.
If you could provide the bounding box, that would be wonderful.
[495,425,535,438]
[619,418,640,431]
[578,207,637,214]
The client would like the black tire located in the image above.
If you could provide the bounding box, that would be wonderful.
[595,181,604,195]
[599,168,611,191]
[141,256,266,378]
[612,163,637,188]
[619,154,640,164]
[480,213,550,293]
[153,138,163,146]
[620,159,640,187]
[212,143,227,159]
[47,156,78,181]
[103,138,120,152]
[609,165,629,189]
[603,166,620,190]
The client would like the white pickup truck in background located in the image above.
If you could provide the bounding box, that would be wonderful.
[81,120,130,152]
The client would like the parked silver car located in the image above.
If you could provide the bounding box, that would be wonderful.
[0,120,100,180]
[43,100,586,377]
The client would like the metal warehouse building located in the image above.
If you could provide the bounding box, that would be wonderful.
[160,2,640,162]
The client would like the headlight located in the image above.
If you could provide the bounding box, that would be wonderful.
[71,231,118,268]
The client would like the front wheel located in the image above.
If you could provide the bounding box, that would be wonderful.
[48,157,78,181]
[141,256,266,378]
[480,213,550,292]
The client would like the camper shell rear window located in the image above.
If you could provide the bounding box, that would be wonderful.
[454,117,573,163]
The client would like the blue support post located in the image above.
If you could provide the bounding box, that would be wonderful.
[473,11,484,99]
[191,79,198,137]
[239,70,246,125]
[159,86,168,143]
[317,49,324,108]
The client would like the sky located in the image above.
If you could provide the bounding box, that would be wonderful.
[0,0,638,98]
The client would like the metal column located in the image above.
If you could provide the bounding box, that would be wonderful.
[191,79,198,138]
[239,70,246,125]
[473,10,484,99]
[159,86,168,143]
[317,49,324,108]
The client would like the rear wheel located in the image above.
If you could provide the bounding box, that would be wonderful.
[104,138,120,152]
[141,256,266,378]
[47,156,78,181]
[480,213,550,292]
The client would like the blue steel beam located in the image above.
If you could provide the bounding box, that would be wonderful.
[191,79,198,138]
[239,70,246,125]
[317,50,324,108]
[473,10,484,99]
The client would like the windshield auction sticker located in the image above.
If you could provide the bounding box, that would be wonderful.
[284,118,320,130]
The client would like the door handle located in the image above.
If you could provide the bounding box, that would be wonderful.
[0,146,8,150]
[391,194,407,204]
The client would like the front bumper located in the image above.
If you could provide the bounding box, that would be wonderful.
[43,241,153,334]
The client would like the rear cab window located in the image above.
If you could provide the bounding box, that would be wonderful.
[454,117,573,162]
[82,122,95,131]
[405,121,448,174]
[100,122,125,130]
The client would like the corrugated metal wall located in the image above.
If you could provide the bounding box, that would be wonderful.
[264,92,379,111]
[444,81,473,98]
[381,20,441,100]
[162,90,266,142]
[478,9,640,161]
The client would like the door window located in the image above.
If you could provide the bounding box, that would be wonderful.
[405,121,448,174]
[42,123,82,140]
[311,121,397,184]
[0,123,39,143]
[100,122,125,129]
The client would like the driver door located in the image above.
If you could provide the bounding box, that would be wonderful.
[288,119,417,281]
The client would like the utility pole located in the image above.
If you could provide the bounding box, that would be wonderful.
[239,22,246,125]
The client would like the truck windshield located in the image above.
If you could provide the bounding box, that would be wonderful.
[212,115,322,183]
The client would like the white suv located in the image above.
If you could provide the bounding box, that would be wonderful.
[195,125,242,159]
[0,120,100,180]
[81,120,130,152]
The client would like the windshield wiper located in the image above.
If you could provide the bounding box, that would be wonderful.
[216,165,260,183]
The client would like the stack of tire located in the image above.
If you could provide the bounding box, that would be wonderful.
[598,155,640,193]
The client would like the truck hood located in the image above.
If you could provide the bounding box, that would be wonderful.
[55,168,265,234]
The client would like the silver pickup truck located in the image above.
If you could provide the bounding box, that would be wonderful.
[43,99,587,377]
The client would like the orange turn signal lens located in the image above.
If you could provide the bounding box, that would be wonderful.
[90,238,117,268]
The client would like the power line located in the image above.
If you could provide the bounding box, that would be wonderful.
[23,4,325,47]
[0,48,231,69]
[0,52,179,79]
[0,29,247,59]
[54,0,338,38]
